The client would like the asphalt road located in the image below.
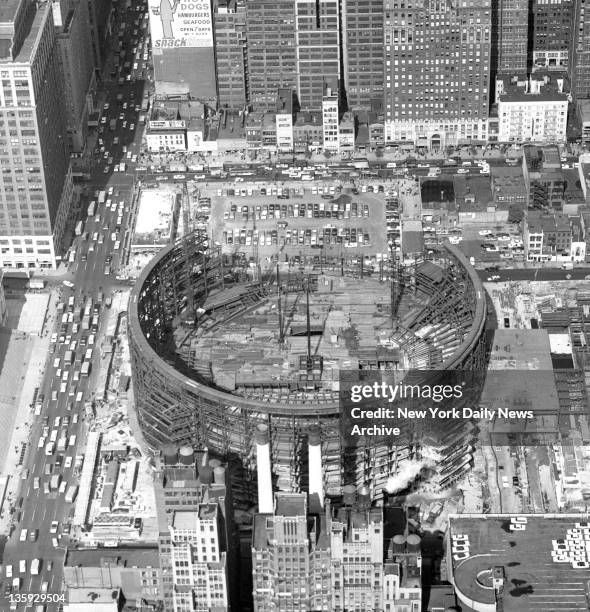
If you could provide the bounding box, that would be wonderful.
[1,2,147,610]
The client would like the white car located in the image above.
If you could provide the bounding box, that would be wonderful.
[50,521,59,534]
[62,280,74,288]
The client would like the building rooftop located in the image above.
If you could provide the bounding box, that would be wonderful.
[172,510,198,530]
[528,211,571,233]
[65,546,160,569]
[275,493,306,517]
[453,176,494,211]
[497,73,569,102]
[66,587,121,610]
[450,514,590,612]
[294,111,323,128]
[133,188,177,247]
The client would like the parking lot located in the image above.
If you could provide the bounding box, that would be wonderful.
[203,181,392,262]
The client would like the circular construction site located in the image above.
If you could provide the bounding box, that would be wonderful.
[129,231,488,502]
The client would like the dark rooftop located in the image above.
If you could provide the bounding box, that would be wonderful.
[65,546,160,569]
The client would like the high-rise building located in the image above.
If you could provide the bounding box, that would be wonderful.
[341,0,384,111]
[53,0,97,152]
[329,500,384,611]
[0,0,73,269]
[169,507,229,611]
[571,0,590,98]
[213,0,247,110]
[295,0,340,110]
[148,0,217,102]
[155,447,237,611]
[531,0,573,72]
[252,493,332,612]
[86,0,113,67]
[383,0,492,149]
[246,0,297,110]
[496,0,529,73]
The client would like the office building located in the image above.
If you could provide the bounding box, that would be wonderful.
[252,493,332,612]
[496,74,569,142]
[0,0,73,269]
[383,0,491,149]
[295,0,340,110]
[531,0,573,72]
[329,501,385,611]
[86,0,113,67]
[155,446,237,611]
[571,0,590,98]
[53,0,97,152]
[496,0,529,73]
[341,0,384,111]
[169,506,229,611]
[148,0,217,102]
[245,0,297,110]
[213,0,247,110]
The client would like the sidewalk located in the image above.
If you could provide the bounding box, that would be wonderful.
[0,297,55,535]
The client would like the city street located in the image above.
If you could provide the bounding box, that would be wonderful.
[1,1,148,609]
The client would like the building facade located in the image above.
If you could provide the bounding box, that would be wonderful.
[496,0,529,73]
[0,0,73,269]
[531,0,573,72]
[571,0,590,98]
[169,506,229,611]
[245,0,297,110]
[154,448,236,611]
[252,493,332,612]
[54,0,97,152]
[341,0,384,111]
[295,0,340,110]
[496,75,569,142]
[213,0,247,110]
[382,0,492,149]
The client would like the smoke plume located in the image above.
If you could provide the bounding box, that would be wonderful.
[385,459,433,494]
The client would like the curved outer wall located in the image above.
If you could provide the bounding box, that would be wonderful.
[129,233,488,500]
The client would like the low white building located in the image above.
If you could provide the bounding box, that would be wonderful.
[497,74,569,143]
[384,119,488,150]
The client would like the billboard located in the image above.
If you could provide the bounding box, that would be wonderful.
[149,0,213,49]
